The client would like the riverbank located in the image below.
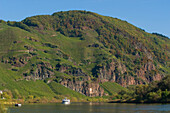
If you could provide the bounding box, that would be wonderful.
[109,99,170,104]
[0,97,109,106]
[2,98,170,106]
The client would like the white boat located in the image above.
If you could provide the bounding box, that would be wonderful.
[62,98,70,105]
[15,103,22,107]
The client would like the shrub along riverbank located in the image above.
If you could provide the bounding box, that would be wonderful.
[110,75,170,103]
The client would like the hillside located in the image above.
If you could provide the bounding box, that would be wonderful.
[0,10,169,100]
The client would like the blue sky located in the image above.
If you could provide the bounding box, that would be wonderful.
[0,0,169,37]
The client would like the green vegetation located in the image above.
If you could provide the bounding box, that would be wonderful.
[0,10,169,103]
[114,75,170,103]
[100,82,127,95]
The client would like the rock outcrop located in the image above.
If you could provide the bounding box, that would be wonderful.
[92,59,163,87]
[56,63,87,76]
[96,60,127,82]
[60,77,105,97]
[24,62,54,80]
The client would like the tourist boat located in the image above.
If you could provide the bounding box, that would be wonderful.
[62,98,70,105]
[15,103,22,107]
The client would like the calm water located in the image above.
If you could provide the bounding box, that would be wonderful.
[9,102,170,113]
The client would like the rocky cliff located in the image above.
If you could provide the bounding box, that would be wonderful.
[60,77,105,97]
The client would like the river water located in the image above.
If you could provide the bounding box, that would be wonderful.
[9,102,170,113]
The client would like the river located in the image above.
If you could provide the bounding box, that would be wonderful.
[9,102,170,113]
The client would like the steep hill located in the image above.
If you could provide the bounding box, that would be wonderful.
[0,10,169,99]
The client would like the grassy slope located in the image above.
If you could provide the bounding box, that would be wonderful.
[0,63,56,98]
[100,82,127,95]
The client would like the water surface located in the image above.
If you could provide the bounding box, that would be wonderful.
[9,102,170,113]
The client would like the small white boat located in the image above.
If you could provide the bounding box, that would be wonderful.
[15,103,22,107]
[62,98,70,105]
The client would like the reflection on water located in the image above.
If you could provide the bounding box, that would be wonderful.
[9,102,170,113]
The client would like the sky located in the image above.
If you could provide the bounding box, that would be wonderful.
[0,0,169,37]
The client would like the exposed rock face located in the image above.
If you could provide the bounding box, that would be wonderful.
[136,61,163,83]
[97,60,127,82]
[24,62,54,80]
[98,62,139,87]
[93,59,163,87]
[55,64,105,96]
[135,42,153,60]
[56,64,87,76]
[2,55,32,67]
[115,75,144,87]
[60,77,105,97]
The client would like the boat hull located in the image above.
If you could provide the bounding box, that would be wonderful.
[15,104,22,107]
[62,99,70,105]
[62,101,70,105]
